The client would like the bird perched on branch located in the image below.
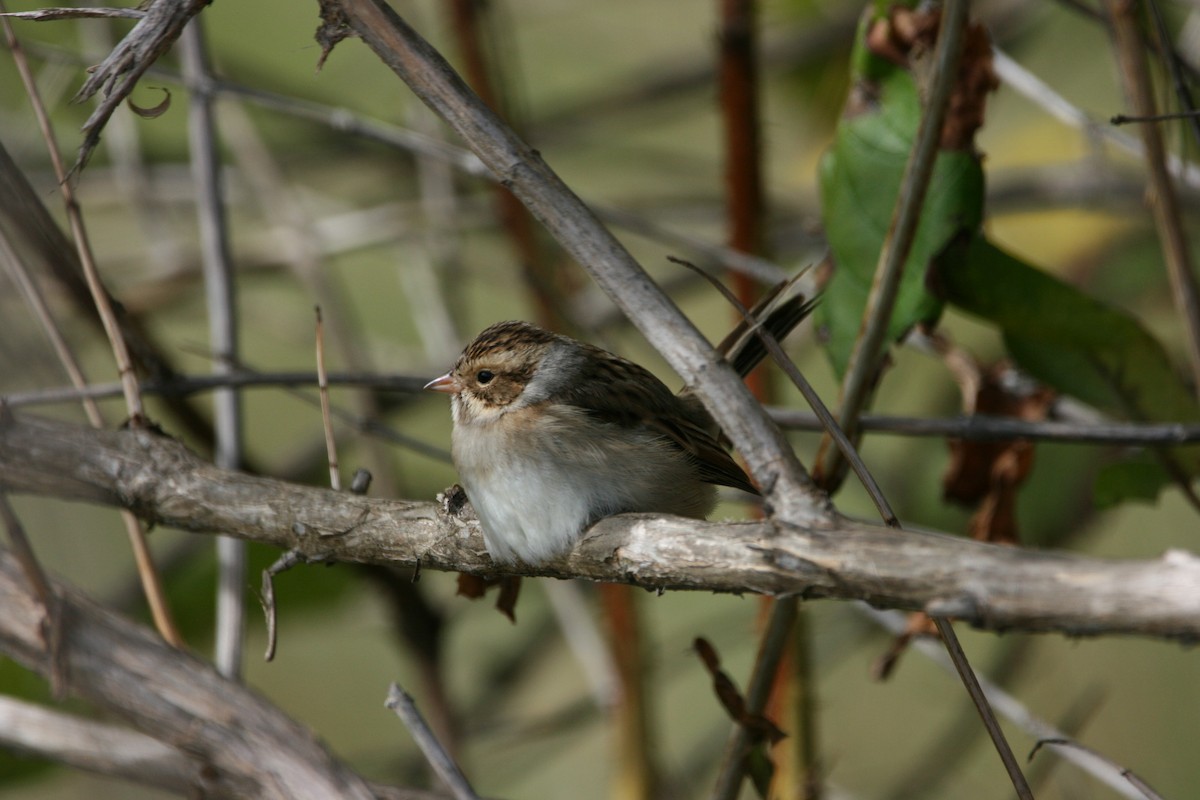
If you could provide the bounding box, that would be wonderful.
[426,283,815,564]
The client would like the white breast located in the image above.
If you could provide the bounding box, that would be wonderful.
[451,404,714,563]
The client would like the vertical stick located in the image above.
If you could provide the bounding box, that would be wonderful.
[599,583,658,800]
[815,1,970,489]
[181,18,245,680]
[1108,0,1200,398]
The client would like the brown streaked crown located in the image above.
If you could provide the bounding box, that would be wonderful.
[459,321,558,362]
[453,321,560,409]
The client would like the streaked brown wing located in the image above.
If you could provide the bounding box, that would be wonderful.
[647,408,759,494]
[558,347,758,495]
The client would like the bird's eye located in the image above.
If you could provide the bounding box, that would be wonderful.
[476,369,495,385]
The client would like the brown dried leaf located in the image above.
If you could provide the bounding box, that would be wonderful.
[864,6,998,150]
[942,22,999,149]
[454,573,520,623]
[494,576,521,623]
[943,362,1055,545]
[455,573,487,599]
[315,0,356,70]
[693,638,786,745]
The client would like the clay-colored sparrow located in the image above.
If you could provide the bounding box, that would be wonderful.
[426,294,814,564]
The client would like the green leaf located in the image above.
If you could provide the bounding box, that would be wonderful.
[941,235,1200,505]
[1094,453,1172,509]
[818,68,985,377]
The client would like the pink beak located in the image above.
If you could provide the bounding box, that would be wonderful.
[424,372,459,394]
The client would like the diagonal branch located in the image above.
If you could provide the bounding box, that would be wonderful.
[328,0,831,526]
[0,544,377,799]
[1,412,1197,641]
[0,556,483,800]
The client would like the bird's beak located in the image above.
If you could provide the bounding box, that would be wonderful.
[424,372,459,394]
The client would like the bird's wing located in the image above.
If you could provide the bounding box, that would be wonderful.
[558,348,758,495]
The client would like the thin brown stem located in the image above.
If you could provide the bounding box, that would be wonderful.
[815,1,970,490]
[1,17,183,648]
[708,596,798,800]
[316,307,342,492]
[1,1,144,423]
[1108,0,1200,398]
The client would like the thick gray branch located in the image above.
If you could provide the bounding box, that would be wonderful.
[2,413,1197,640]
[0,695,207,795]
[0,542,379,799]
[0,561,482,800]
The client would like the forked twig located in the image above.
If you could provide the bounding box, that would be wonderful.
[670,256,896,526]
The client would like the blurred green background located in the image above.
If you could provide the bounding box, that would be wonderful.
[1,0,1198,798]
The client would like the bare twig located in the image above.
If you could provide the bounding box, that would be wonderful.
[708,595,797,800]
[2,1,144,423]
[0,494,65,697]
[260,549,305,663]
[12,372,1200,446]
[674,257,896,526]
[770,408,1200,445]
[70,0,209,167]
[0,544,428,799]
[1,11,182,648]
[315,307,342,491]
[385,683,481,800]
[0,692,455,799]
[1146,0,1200,149]
[0,7,144,21]
[1108,0,1200,398]
[992,47,1200,189]
[180,17,246,679]
[0,694,213,795]
[816,1,970,489]
[1028,739,1164,800]
[2,372,430,407]
[931,616,1031,799]
[864,605,1161,800]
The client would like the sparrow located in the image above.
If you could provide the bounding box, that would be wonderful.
[425,288,815,564]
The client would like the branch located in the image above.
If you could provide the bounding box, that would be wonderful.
[0,580,478,800]
[0,694,223,796]
[0,545,386,799]
[1,413,1197,640]
[329,0,830,525]
[71,0,210,167]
